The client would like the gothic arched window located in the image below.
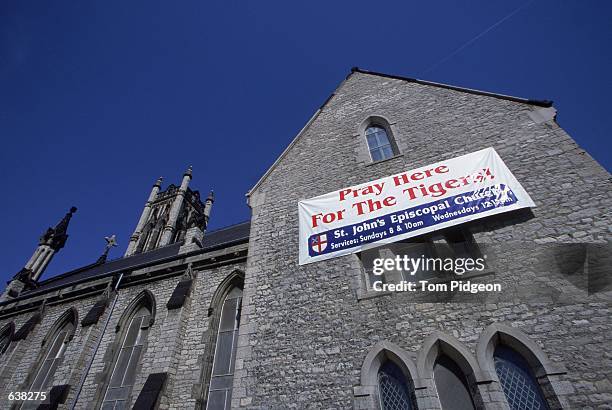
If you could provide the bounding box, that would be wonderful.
[206,287,242,410]
[21,313,76,410]
[366,125,395,162]
[102,304,152,409]
[494,345,549,410]
[433,354,476,410]
[146,217,167,251]
[378,361,415,410]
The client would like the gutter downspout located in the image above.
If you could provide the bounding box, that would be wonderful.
[70,273,124,409]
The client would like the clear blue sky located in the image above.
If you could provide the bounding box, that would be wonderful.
[1,0,610,283]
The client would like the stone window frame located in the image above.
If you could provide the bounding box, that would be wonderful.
[476,322,567,409]
[350,253,391,300]
[416,331,487,409]
[355,115,404,165]
[93,289,156,409]
[351,226,494,300]
[354,341,419,409]
[197,269,245,410]
[18,307,77,399]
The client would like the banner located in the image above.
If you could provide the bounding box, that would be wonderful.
[298,147,535,265]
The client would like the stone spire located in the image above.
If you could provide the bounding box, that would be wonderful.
[125,177,163,256]
[126,168,208,255]
[203,190,214,230]
[40,206,77,251]
[158,166,192,247]
[1,207,77,301]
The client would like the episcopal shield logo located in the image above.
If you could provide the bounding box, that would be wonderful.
[310,234,328,254]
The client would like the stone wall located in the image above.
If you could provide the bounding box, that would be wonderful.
[237,71,612,409]
[0,253,246,409]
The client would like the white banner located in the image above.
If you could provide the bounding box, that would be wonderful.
[298,147,535,265]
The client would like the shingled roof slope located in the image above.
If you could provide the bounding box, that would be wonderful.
[12,222,250,300]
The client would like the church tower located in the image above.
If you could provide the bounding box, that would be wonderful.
[124,167,214,256]
[0,207,77,301]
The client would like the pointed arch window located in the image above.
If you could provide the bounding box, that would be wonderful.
[206,287,242,410]
[102,305,152,410]
[21,316,75,410]
[146,217,167,251]
[366,125,395,162]
[378,361,415,410]
[433,354,476,410]
[494,345,549,410]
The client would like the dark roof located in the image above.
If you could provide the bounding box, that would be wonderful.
[16,222,251,299]
[349,67,553,108]
[201,221,250,250]
[22,242,183,297]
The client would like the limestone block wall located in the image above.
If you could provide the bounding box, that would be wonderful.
[235,71,612,409]
[0,256,246,409]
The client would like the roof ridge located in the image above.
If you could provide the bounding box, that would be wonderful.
[247,66,553,196]
[206,220,250,233]
[350,67,553,107]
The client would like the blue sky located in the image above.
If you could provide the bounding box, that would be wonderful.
[1,0,610,283]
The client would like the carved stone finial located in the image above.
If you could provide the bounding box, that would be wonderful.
[154,176,163,187]
[182,263,194,280]
[105,235,118,249]
[97,235,118,264]
[206,190,215,203]
[100,280,114,301]
[184,165,193,177]
[39,207,77,251]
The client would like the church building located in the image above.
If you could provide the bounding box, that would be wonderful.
[0,68,610,410]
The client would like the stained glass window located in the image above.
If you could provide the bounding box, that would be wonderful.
[494,345,549,410]
[378,361,414,410]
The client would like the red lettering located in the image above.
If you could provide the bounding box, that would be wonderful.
[445,179,459,188]
[339,189,352,201]
[383,196,396,206]
[311,210,346,228]
[393,174,410,187]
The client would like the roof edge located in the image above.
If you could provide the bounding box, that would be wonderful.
[246,66,553,198]
[2,235,250,306]
[25,222,251,293]
[246,104,324,199]
[350,67,553,107]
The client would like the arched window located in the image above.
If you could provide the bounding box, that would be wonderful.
[22,311,76,410]
[378,361,415,410]
[366,125,395,162]
[206,287,242,410]
[136,222,154,254]
[494,345,549,410]
[477,323,565,410]
[355,341,418,410]
[433,354,476,410]
[102,304,152,409]
[147,217,167,251]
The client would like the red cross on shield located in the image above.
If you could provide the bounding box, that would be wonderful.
[311,234,328,254]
